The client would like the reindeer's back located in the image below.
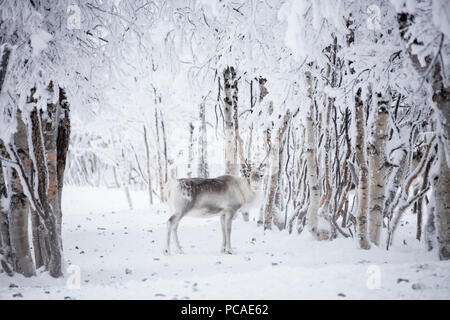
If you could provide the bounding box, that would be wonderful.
[168,175,241,211]
[177,175,233,198]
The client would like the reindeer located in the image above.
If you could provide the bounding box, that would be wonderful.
[163,166,264,255]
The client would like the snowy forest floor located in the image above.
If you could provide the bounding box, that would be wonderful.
[1,186,449,300]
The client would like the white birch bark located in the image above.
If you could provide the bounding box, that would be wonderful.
[355,87,370,250]
[223,67,237,175]
[264,110,290,230]
[155,109,165,202]
[143,125,153,205]
[187,123,194,178]
[197,102,209,178]
[368,91,390,246]
[431,61,450,260]
[305,69,320,237]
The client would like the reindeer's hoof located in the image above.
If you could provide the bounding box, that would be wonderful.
[163,248,170,255]
[223,248,235,255]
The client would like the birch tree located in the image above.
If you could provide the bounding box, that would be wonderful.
[304,69,320,237]
[223,66,238,175]
[368,91,390,246]
[197,101,209,178]
[354,87,371,250]
[393,0,450,259]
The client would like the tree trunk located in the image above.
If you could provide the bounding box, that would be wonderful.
[368,91,390,246]
[198,102,209,178]
[155,109,165,202]
[42,83,60,235]
[417,147,435,241]
[30,106,63,277]
[436,142,450,259]
[0,153,13,276]
[56,87,70,236]
[187,123,194,178]
[425,187,436,252]
[0,44,11,93]
[8,110,35,277]
[223,66,237,175]
[1,45,68,277]
[258,125,271,226]
[0,43,14,276]
[355,87,370,250]
[143,125,153,205]
[431,60,450,260]
[305,69,320,237]
[112,164,132,209]
[264,110,290,230]
[125,164,133,210]
[31,209,45,269]
[397,13,450,260]
[160,111,168,188]
[2,84,68,278]
[246,79,255,170]
[256,78,270,226]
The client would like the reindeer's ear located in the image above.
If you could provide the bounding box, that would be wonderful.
[240,167,250,178]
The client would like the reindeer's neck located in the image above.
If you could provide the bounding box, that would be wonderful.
[236,181,248,203]
[236,178,255,204]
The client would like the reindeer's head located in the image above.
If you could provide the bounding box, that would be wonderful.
[239,166,265,222]
[241,150,269,191]
[251,166,265,185]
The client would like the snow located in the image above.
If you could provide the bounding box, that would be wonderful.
[432,0,450,37]
[30,29,52,57]
[1,186,449,300]
[390,0,450,37]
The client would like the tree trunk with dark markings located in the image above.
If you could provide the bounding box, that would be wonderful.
[397,13,450,259]
[9,110,35,277]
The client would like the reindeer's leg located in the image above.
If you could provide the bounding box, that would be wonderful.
[172,215,184,254]
[224,211,236,254]
[220,214,226,253]
[163,214,177,255]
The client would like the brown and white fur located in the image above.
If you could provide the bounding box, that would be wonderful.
[163,173,262,255]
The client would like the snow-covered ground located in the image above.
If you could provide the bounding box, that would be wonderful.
[1,186,449,300]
